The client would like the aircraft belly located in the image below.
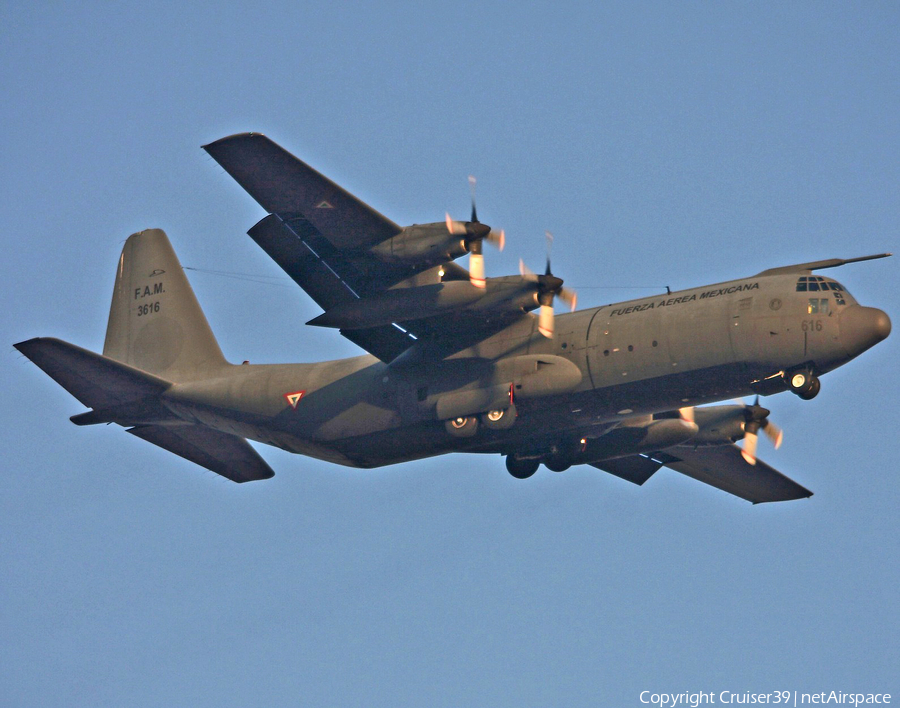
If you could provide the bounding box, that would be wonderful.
[317,361,765,468]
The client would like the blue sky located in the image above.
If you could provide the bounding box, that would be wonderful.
[2,2,897,706]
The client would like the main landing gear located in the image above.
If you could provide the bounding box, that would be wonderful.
[482,404,517,430]
[786,369,820,400]
[506,454,540,479]
[505,445,575,479]
[444,405,518,438]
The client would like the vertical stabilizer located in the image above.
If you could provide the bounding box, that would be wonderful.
[103,229,228,380]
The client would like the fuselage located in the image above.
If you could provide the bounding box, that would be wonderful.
[161,269,890,468]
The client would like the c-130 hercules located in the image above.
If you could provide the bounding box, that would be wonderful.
[16,134,892,503]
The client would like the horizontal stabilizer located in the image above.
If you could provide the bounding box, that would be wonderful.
[15,337,171,410]
[654,445,812,504]
[128,425,274,483]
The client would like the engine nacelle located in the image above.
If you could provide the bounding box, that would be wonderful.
[580,418,700,463]
[684,405,747,446]
[369,223,469,269]
[308,276,544,330]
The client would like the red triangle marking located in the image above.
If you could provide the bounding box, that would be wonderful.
[284,390,306,409]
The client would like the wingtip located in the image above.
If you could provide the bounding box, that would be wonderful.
[202,131,267,152]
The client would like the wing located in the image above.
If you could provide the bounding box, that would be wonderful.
[204,132,402,249]
[593,445,812,504]
[205,133,527,362]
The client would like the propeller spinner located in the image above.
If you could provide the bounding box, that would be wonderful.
[519,232,577,338]
[445,176,504,288]
[739,397,784,465]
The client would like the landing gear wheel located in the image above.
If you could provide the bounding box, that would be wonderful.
[787,370,820,400]
[544,454,571,473]
[445,416,479,438]
[797,375,820,400]
[482,404,517,430]
[506,455,539,479]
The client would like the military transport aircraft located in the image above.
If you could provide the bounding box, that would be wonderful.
[15,133,892,503]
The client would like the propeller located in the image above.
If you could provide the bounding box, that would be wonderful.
[519,232,577,338]
[739,396,784,465]
[445,176,505,288]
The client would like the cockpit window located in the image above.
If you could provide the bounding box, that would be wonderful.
[808,298,830,314]
[797,276,848,305]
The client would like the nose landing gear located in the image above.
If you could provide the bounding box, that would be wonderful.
[786,369,820,400]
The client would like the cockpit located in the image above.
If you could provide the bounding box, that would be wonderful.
[795,275,855,312]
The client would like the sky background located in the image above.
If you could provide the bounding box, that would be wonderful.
[2,2,897,706]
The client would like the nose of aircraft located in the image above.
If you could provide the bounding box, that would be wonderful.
[840,305,891,357]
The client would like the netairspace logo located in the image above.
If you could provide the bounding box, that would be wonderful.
[639,692,891,707]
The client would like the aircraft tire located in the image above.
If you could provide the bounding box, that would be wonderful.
[445,416,479,437]
[506,454,539,479]
[482,404,517,430]
[544,455,571,473]
[797,375,820,400]
[787,369,819,399]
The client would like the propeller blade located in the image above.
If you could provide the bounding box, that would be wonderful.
[538,304,555,338]
[469,252,486,289]
[558,286,577,312]
[679,406,695,424]
[763,420,784,449]
[445,212,467,236]
[519,258,538,282]
[545,231,554,275]
[741,430,759,465]
[468,175,478,222]
[487,228,505,252]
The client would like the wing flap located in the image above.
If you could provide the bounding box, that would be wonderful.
[204,133,401,249]
[590,455,662,486]
[128,424,274,483]
[655,445,812,504]
[248,214,361,310]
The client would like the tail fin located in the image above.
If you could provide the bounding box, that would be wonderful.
[103,229,228,381]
